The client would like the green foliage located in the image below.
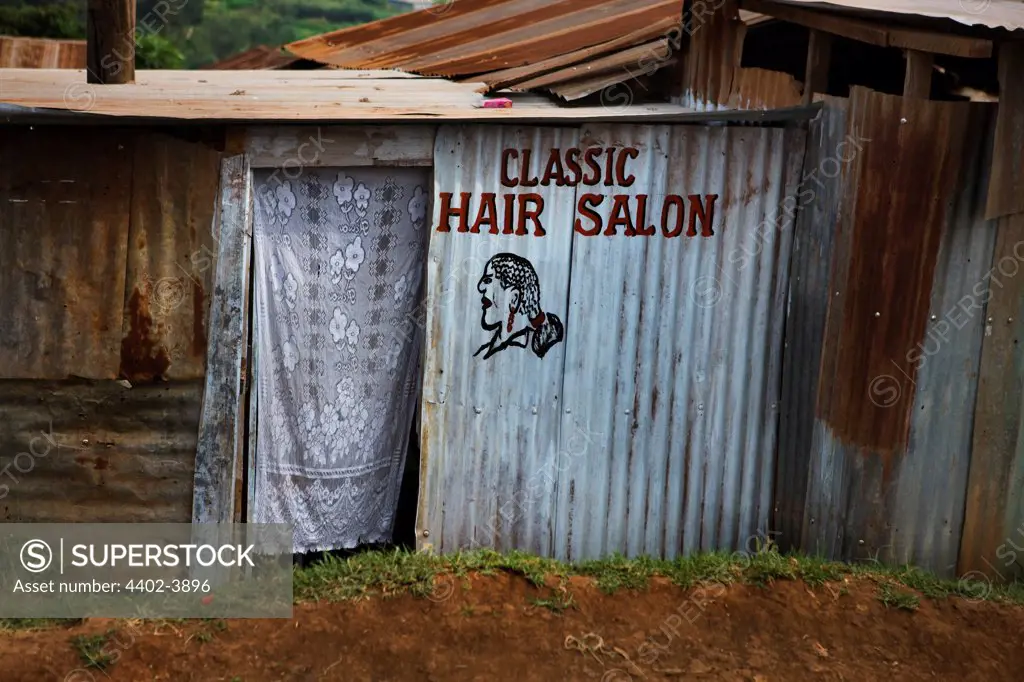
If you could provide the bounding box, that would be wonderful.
[0,2,83,39]
[0,0,404,68]
[135,32,185,69]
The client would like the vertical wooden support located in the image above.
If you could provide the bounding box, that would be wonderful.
[802,30,832,105]
[87,0,136,84]
[192,154,253,524]
[903,50,933,99]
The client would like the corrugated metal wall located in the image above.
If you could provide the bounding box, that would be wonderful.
[777,88,1000,577]
[421,123,806,560]
[0,36,85,68]
[0,127,221,523]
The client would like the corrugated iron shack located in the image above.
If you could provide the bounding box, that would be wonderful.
[1,0,1021,581]
[675,0,1024,580]
[0,18,813,569]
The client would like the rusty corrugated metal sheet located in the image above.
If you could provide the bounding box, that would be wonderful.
[122,132,223,382]
[679,1,802,111]
[959,210,1024,582]
[798,87,997,576]
[0,128,132,379]
[419,123,806,560]
[286,0,681,98]
[0,381,200,522]
[203,45,305,70]
[0,35,85,68]
[0,128,221,382]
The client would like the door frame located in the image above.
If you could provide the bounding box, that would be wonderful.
[191,124,437,525]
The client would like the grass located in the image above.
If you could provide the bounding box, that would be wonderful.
[877,583,921,611]
[2,546,1022,634]
[71,630,117,669]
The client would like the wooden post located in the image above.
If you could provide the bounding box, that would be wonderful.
[802,29,832,105]
[903,50,933,99]
[86,0,135,84]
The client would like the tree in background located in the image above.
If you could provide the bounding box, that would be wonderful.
[0,0,405,68]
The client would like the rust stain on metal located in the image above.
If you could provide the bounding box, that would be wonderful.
[120,287,171,382]
[285,0,680,95]
[192,282,208,358]
[817,88,968,463]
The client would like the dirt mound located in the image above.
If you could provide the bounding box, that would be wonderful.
[3,573,1022,681]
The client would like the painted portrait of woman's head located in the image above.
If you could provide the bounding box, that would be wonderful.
[474,253,564,360]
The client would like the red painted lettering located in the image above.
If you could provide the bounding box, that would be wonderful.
[517,194,545,236]
[502,194,516,235]
[436,192,472,232]
[501,149,518,188]
[520,149,539,187]
[574,194,604,236]
[605,194,634,236]
[470,193,499,234]
[541,148,566,187]
[616,147,639,187]
[688,194,718,237]
[564,148,582,186]
[661,195,686,238]
[634,195,655,236]
[604,148,616,187]
[582,148,603,186]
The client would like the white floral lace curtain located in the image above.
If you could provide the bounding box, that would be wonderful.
[251,167,429,553]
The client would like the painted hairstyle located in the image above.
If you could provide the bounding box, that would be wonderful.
[488,253,565,358]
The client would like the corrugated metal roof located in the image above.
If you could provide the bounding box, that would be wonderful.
[204,45,304,71]
[286,0,681,100]
[0,68,820,122]
[0,35,85,68]
[768,0,1024,31]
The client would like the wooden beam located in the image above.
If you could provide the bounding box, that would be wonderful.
[903,50,933,99]
[192,154,253,524]
[741,0,992,59]
[86,0,135,84]
[803,30,832,105]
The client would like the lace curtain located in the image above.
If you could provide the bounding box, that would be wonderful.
[251,167,428,553]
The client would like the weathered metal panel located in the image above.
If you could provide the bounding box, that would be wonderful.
[984,42,1024,221]
[0,36,85,68]
[770,0,1024,31]
[774,96,849,551]
[0,128,132,379]
[0,380,200,522]
[960,211,1024,581]
[420,125,579,556]
[421,122,806,560]
[122,133,222,381]
[802,88,997,576]
[192,155,254,524]
[555,124,805,560]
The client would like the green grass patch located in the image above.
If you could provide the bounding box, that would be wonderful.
[71,630,117,670]
[877,583,920,611]
[4,545,1023,637]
